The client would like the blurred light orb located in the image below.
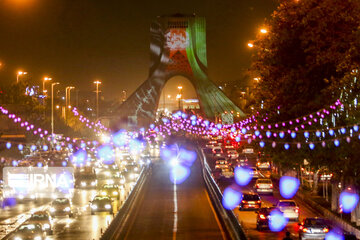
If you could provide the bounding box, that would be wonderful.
[279,176,300,199]
[222,187,242,210]
[325,231,344,240]
[269,209,288,232]
[234,167,252,186]
[339,191,359,213]
[169,164,190,184]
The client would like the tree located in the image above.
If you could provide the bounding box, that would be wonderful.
[251,0,360,121]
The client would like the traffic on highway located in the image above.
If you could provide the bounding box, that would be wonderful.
[201,136,358,240]
[0,140,154,240]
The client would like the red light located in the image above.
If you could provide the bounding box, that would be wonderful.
[256,200,261,203]
[242,200,246,203]
[269,184,273,188]
[256,184,260,188]
[299,225,303,230]
[259,214,266,220]
[295,207,299,213]
[323,228,329,233]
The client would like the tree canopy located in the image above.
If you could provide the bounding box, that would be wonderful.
[252,0,360,120]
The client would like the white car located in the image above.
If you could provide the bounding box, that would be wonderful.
[220,167,234,179]
[212,147,223,157]
[276,200,299,221]
[227,150,239,159]
[255,178,273,194]
[215,159,229,169]
[242,148,254,154]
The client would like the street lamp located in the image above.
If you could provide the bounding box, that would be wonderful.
[260,28,268,34]
[177,85,183,110]
[65,86,75,108]
[16,71,27,83]
[94,80,101,120]
[51,82,60,138]
[43,77,52,95]
[247,42,254,48]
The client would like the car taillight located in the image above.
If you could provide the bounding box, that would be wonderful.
[269,184,273,189]
[323,228,329,233]
[242,200,246,203]
[303,228,309,233]
[259,214,266,220]
[299,225,303,230]
[256,184,260,188]
[295,207,299,213]
[256,200,261,203]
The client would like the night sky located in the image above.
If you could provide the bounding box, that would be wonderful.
[0,0,277,100]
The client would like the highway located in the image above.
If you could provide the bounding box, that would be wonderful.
[203,149,339,240]
[120,157,227,240]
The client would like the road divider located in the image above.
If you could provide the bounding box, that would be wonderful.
[100,164,151,240]
[198,148,248,240]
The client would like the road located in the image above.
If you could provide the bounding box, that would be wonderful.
[120,158,227,240]
[204,149,338,240]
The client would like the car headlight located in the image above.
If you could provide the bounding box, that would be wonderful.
[14,237,22,240]
[120,179,125,184]
[34,236,42,240]
[18,194,24,200]
[107,179,114,184]
[112,191,118,195]
[43,223,50,229]
[81,182,86,187]
[105,204,111,209]
[101,191,106,196]
[50,207,55,212]
[64,207,71,212]
[91,205,97,210]
[134,167,139,172]
[91,181,96,186]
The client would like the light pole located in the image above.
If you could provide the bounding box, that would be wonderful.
[94,80,101,120]
[16,71,27,83]
[51,82,60,139]
[177,85,183,110]
[65,86,74,121]
[43,77,52,96]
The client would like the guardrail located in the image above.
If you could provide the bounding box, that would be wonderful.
[198,148,248,240]
[100,164,151,240]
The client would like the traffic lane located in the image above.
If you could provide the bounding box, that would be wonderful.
[218,177,320,240]
[48,185,129,240]
[0,198,50,221]
[122,160,225,240]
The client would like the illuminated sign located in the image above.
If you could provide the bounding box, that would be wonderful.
[165,29,189,50]
[3,167,74,198]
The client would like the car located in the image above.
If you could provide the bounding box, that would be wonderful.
[249,167,260,178]
[298,217,330,240]
[257,161,271,170]
[90,195,113,215]
[50,198,73,217]
[26,211,53,235]
[205,141,217,148]
[100,184,120,199]
[237,155,248,166]
[11,223,46,240]
[256,207,275,230]
[255,178,273,194]
[242,148,254,154]
[227,149,239,159]
[212,147,223,157]
[220,166,234,179]
[276,200,299,221]
[215,159,229,169]
[75,173,97,189]
[239,192,261,210]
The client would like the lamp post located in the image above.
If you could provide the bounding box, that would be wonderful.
[51,82,60,138]
[94,80,101,120]
[43,77,52,96]
[177,86,183,110]
[65,86,74,121]
[16,71,27,83]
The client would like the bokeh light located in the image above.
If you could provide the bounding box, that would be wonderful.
[169,164,191,184]
[222,187,242,210]
[234,167,252,186]
[268,209,288,232]
[339,191,359,213]
[279,176,300,199]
